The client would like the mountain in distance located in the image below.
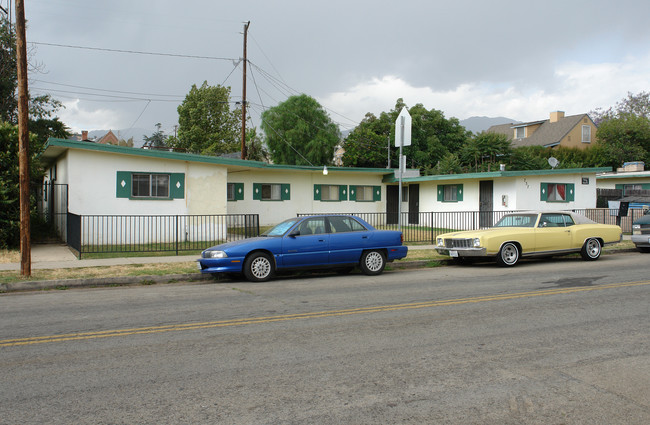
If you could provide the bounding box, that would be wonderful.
[459,116,520,134]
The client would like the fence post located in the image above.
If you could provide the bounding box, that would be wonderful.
[175,215,179,256]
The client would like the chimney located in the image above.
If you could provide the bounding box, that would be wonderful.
[550,111,565,123]
[82,130,88,141]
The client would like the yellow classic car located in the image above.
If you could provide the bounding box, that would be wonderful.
[436,211,622,266]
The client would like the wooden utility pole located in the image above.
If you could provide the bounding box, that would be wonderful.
[240,21,250,160]
[15,0,30,276]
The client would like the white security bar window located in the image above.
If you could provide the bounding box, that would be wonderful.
[262,183,282,200]
[321,185,340,201]
[132,173,169,198]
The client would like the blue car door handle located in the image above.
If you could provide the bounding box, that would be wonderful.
[362,235,368,239]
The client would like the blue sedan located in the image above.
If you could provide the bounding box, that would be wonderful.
[198,215,408,282]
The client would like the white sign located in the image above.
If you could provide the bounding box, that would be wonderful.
[394,107,412,147]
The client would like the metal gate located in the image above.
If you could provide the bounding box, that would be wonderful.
[39,183,68,241]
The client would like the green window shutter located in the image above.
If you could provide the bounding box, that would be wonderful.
[643,184,650,190]
[116,171,131,198]
[339,185,348,201]
[566,183,575,201]
[437,185,444,202]
[349,185,357,201]
[235,183,244,200]
[281,184,291,200]
[373,186,381,202]
[314,184,321,201]
[253,183,262,200]
[456,184,463,202]
[170,173,185,199]
[540,183,548,201]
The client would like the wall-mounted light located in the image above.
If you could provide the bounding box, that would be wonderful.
[323,166,328,175]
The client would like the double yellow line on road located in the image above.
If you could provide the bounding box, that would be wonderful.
[2,280,649,348]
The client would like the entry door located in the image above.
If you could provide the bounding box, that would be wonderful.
[386,185,399,224]
[408,184,419,224]
[479,180,493,228]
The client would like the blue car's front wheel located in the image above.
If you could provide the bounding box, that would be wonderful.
[243,252,274,282]
[360,250,386,276]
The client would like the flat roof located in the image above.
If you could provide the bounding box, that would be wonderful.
[383,167,611,183]
[41,138,401,175]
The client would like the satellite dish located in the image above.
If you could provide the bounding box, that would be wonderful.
[548,157,559,169]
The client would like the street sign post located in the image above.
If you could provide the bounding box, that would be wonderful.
[395,107,411,231]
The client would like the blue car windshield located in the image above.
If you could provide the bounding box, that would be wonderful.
[262,218,300,237]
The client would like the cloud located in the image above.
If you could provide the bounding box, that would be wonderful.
[58,100,124,133]
[320,52,650,127]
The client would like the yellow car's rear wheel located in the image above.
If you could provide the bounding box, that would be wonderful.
[580,238,601,261]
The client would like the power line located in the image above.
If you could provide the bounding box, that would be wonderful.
[31,41,238,61]
[32,79,184,98]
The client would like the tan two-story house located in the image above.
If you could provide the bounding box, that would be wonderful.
[488,111,597,149]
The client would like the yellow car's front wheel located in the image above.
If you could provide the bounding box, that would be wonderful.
[497,242,520,267]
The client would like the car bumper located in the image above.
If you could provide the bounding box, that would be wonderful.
[631,234,650,247]
[387,246,408,261]
[435,247,487,257]
[197,257,245,274]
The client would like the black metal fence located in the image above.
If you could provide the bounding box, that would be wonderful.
[39,183,68,240]
[65,208,644,257]
[67,213,259,258]
[299,209,647,244]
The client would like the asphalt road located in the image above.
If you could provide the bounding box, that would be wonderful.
[1,253,649,424]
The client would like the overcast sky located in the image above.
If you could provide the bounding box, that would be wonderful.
[18,0,650,137]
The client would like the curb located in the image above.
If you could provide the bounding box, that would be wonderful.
[1,260,433,293]
[1,273,214,293]
[0,251,637,293]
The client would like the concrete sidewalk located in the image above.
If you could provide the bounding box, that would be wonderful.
[0,244,199,272]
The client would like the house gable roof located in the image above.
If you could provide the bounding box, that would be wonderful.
[488,114,593,148]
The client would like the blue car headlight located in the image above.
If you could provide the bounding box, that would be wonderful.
[203,250,228,259]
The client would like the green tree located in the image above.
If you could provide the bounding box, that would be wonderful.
[342,99,470,170]
[1,21,68,144]
[171,81,241,155]
[595,113,650,168]
[427,152,463,175]
[342,112,392,168]
[0,122,43,248]
[508,146,552,171]
[0,19,17,123]
[143,123,166,148]
[591,91,650,125]
[244,127,269,162]
[261,94,340,166]
[461,132,512,172]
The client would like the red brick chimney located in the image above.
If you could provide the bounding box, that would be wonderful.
[81,130,88,141]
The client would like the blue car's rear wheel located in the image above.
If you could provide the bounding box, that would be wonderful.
[360,250,386,276]
[243,252,274,282]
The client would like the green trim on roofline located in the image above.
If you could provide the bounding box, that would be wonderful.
[382,167,612,183]
[41,138,400,175]
[596,172,650,180]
